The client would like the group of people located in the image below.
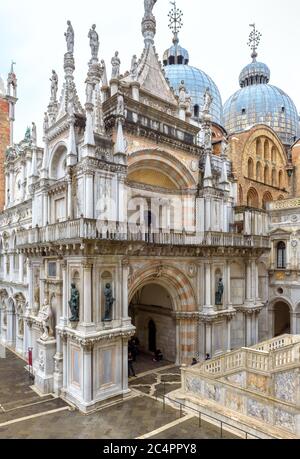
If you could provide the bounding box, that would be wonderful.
[191,354,211,366]
[128,337,165,378]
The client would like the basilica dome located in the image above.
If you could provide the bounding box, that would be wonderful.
[163,37,223,126]
[224,43,299,145]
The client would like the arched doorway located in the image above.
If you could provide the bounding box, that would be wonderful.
[129,283,176,362]
[274,301,291,336]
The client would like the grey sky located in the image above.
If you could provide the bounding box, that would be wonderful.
[1,0,299,143]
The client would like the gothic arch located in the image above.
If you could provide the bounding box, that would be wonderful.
[262,191,273,209]
[128,149,197,190]
[248,158,254,179]
[128,263,197,364]
[49,142,68,180]
[247,187,259,208]
[129,263,196,313]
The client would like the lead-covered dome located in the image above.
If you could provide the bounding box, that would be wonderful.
[224,29,299,145]
[163,36,223,126]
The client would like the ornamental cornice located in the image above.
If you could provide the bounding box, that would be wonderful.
[75,157,127,175]
[47,118,70,142]
[57,326,135,347]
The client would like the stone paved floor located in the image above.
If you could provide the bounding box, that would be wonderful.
[0,344,238,440]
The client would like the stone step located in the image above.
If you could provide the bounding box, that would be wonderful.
[0,394,54,412]
[0,397,68,424]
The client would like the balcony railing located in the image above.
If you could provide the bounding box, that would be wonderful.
[16,219,271,249]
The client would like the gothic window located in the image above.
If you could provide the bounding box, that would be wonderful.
[262,192,273,210]
[194,105,199,118]
[277,241,286,269]
[264,140,269,161]
[247,187,259,208]
[278,170,284,189]
[256,162,262,181]
[256,138,263,157]
[272,168,277,187]
[248,158,254,178]
[264,165,270,185]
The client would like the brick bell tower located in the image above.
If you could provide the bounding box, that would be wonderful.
[0,63,18,211]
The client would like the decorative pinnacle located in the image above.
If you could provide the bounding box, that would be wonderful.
[248,23,262,60]
[10,61,16,74]
[168,1,183,44]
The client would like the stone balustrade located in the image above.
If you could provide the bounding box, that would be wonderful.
[15,218,271,249]
[172,335,300,438]
[198,335,300,379]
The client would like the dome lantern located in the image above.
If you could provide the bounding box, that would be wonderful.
[163,1,223,125]
[224,25,300,145]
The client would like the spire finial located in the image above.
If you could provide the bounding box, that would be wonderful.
[168,1,183,44]
[248,23,262,61]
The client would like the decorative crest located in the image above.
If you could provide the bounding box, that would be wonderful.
[248,23,262,60]
[168,1,183,43]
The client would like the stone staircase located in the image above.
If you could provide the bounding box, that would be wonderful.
[169,335,300,439]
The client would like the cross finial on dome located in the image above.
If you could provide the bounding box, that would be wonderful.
[168,1,183,44]
[248,23,262,61]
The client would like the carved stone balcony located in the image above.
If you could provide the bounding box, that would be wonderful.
[16,218,271,249]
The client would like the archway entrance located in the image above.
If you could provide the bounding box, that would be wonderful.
[129,283,176,365]
[274,301,291,336]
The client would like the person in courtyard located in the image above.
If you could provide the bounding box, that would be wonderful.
[191,358,198,366]
[128,337,139,362]
[153,349,163,362]
[205,353,211,361]
[128,352,136,377]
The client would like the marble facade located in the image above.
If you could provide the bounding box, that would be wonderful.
[0,3,299,415]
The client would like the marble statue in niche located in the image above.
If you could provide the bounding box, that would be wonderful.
[39,298,54,341]
[215,278,224,305]
[69,283,80,322]
[104,283,115,322]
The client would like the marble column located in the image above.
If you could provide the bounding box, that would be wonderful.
[122,260,131,326]
[43,192,48,226]
[85,174,94,219]
[204,263,213,312]
[27,261,33,316]
[227,318,232,352]
[205,322,213,357]
[175,318,181,365]
[19,253,24,283]
[83,346,93,404]
[62,337,68,391]
[82,263,93,326]
[60,262,68,326]
[245,260,253,302]
[53,333,63,395]
[67,175,73,220]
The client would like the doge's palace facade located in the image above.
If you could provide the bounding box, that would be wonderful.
[0,2,290,413]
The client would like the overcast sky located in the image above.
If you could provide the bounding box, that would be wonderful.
[1,0,300,143]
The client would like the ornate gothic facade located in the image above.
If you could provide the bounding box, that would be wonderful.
[0,2,299,413]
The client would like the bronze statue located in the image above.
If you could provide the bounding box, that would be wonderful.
[104,283,115,322]
[215,278,224,305]
[69,283,80,322]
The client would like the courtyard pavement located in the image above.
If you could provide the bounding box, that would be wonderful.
[0,345,237,439]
